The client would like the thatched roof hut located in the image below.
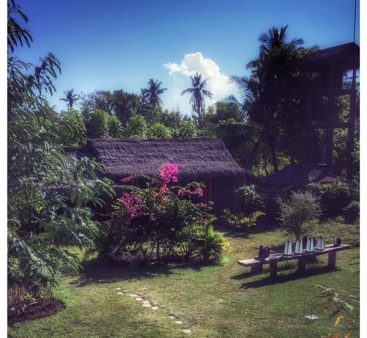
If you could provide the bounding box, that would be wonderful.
[67,138,246,213]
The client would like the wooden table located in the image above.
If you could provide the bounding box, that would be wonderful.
[238,244,351,279]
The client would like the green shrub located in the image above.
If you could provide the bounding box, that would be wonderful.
[59,109,86,146]
[278,191,321,238]
[237,185,264,214]
[125,114,148,138]
[149,123,172,138]
[224,209,264,234]
[86,109,110,138]
[303,218,359,247]
[177,121,197,138]
[343,200,359,224]
[307,181,357,219]
[108,115,124,137]
[193,225,230,263]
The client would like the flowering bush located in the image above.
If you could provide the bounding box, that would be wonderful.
[98,162,229,263]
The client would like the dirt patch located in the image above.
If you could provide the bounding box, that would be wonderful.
[8,299,65,325]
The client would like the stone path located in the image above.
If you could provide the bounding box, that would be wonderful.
[114,287,192,334]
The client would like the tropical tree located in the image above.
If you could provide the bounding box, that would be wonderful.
[177,120,197,138]
[108,114,124,138]
[60,89,80,109]
[234,25,313,172]
[125,114,148,138]
[8,0,114,313]
[86,109,111,138]
[59,109,87,146]
[181,73,213,128]
[149,123,172,138]
[140,79,167,109]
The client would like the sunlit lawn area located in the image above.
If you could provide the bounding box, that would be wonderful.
[8,223,359,338]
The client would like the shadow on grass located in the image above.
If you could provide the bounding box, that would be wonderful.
[218,221,280,239]
[236,265,338,290]
[232,261,296,280]
[74,258,207,287]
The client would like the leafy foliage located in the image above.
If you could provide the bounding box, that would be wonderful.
[343,200,359,224]
[234,25,316,172]
[59,109,86,146]
[125,114,148,138]
[224,209,264,234]
[8,0,114,310]
[149,123,172,138]
[108,114,124,138]
[237,184,265,214]
[278,191,321,237]
[307,180,359,219]
[177,120,198,138]
[86,109,111,138]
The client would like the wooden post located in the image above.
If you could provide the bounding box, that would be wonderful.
[269,261,278,279]
[328,251,337,270]
[346,63,357,180]
[297,256,306,274]
[305,93,313,164]
[325,68,336,171]
[251,263,263,274]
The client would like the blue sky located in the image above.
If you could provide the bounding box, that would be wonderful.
[14,0,360,115]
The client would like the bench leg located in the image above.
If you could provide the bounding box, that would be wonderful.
[269,261,278,279]
[297,257,306,274]
[328,251,337,270]
[251,263,263,274]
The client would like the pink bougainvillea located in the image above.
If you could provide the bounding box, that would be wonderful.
[119,193,143,220]
[157,184,169,198]
[159,163,179,184]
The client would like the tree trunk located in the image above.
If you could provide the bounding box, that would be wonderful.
[270,140,278,172]
[156,239,160,260]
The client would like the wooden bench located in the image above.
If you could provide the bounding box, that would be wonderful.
[238,244,351,279]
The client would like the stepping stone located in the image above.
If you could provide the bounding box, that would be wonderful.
[128,294,138,298]
[151,306,159,310]
[115,287,121,291]
[142,303,152,307]
[117,292,123,295]
[169,315,175,320]
[175,320,183,325]
[135,297,143,301]
[182,329,192,334]
[142,300,150,304]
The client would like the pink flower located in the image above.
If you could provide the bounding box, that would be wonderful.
[159,162,179,184]
[119,193,143,220]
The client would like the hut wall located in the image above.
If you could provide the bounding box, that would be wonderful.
[210,176,245,214]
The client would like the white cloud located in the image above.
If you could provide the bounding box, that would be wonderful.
[163,52,239,116]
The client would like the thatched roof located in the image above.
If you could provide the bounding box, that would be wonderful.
[66,138,246,181]
[253,164,336,187]
[302,42,359,71]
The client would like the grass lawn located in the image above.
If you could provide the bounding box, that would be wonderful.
[8,223,359,338]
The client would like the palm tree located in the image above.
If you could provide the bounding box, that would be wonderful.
[60,89,80,109]
[181,73,213,128]
[233,25,306,172]
[140,79,167,109]
[259,25,304,54]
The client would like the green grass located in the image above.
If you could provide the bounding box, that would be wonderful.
[8,224,359,338]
